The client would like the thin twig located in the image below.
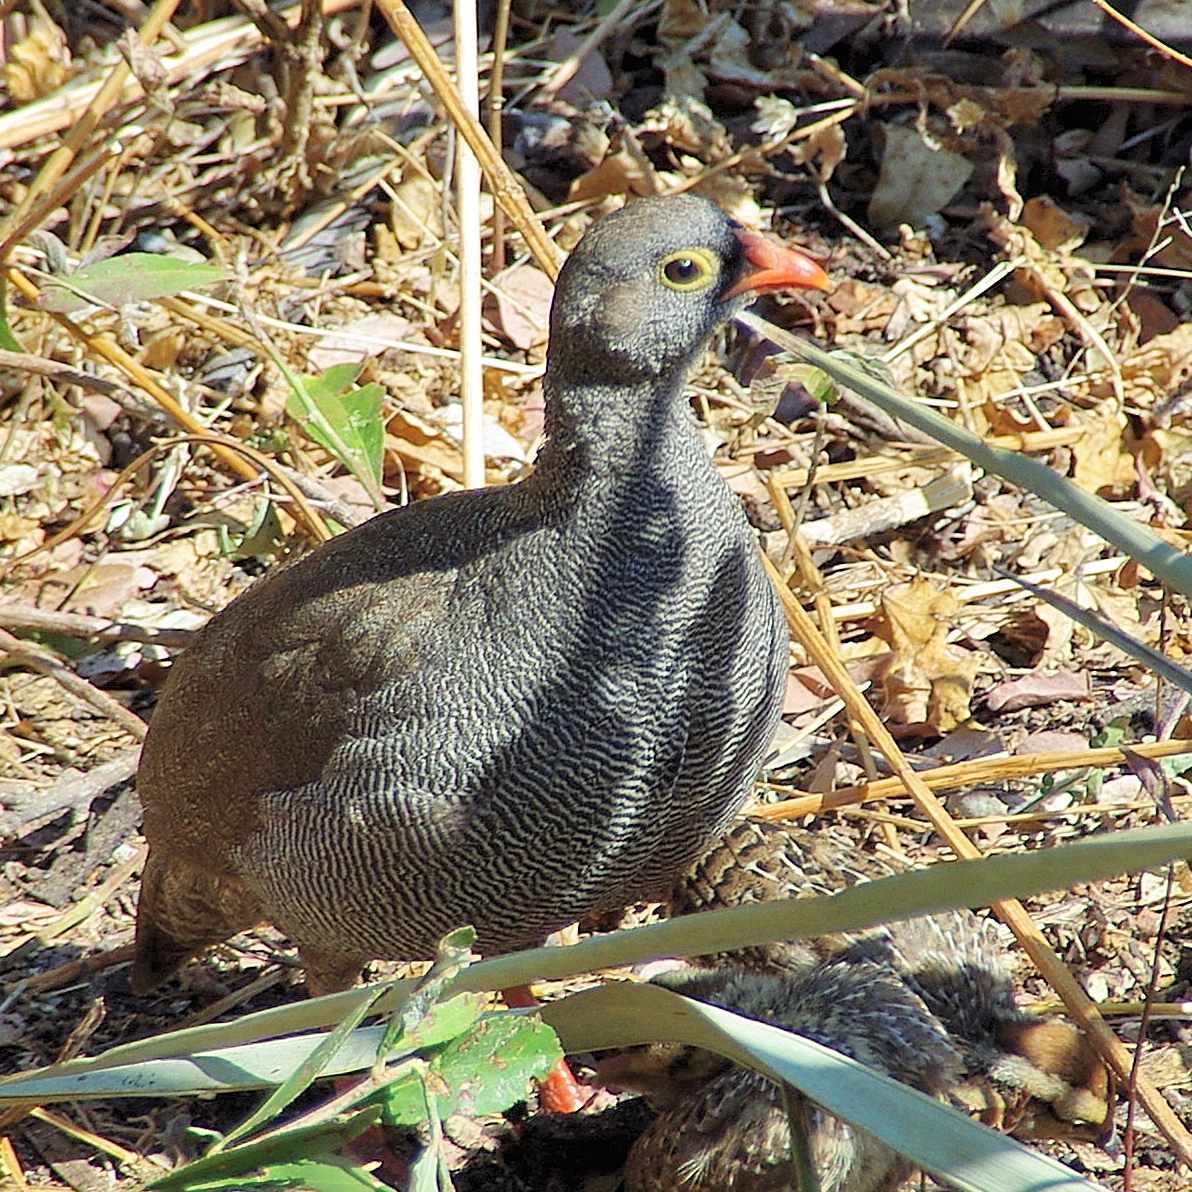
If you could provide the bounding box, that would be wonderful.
[0,750,140,838]
[536,0,660,104]
[0,606,193,649]
[753,738,1192,816]
[487,0,512,271]
[455,0,485,491]
[0,349,131,397]
[0,628,147,742]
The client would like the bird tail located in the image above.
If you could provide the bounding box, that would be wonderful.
[130,852,261,993]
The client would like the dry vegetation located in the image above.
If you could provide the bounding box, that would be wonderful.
[1,0,1192,1188]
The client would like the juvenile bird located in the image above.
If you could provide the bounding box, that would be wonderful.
[599,962,960,1192]
[666,818,1112,1140]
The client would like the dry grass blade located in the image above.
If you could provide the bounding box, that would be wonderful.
[375,0,563,277]
[754,738,1192,818]
[0,0,181,258]
[454,0,485,490]
[740,311,1192,601]
[4,268,261,485]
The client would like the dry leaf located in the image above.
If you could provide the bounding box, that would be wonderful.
[389,174,442,250]
[986,668,1092,712]
[1111,323,1192,410]
[876,576,976,732]
[569,128,660,201]
[4,11,72,102]
[546,30,613,103]
[483,265,553,352]
[309,312,413,370]
[1071,405,1136,497]
[1023,196,1090,252]
[868,124,973,230]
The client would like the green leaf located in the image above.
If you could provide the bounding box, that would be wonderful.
[0,275,21,350]
[38,253,230,313]
[457,818,1192,995]
[432,1014,561,1118]
[215,984,388,1151]
[406,1145,445,1192]
[997,566,1192,698]
[286,363,385,492]
[5,821,1192,1112]
[216,499,285,562]
[787,363,837,405]
[180,1157,388,1192]
[147,1108,382,1190]
[377,1014,561,1126]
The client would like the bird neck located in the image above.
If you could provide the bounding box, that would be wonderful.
[534,372,701,489]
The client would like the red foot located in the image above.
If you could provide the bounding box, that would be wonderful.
[503,984,586,1114]
[537,1057,587,1114]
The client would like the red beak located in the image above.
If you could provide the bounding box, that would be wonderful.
[726,228,832,298]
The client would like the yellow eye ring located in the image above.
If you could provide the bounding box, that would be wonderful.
[658,247,719,291]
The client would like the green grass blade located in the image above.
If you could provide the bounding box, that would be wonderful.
[214,983,387,1151]
[4,821,1189,1104]
[146,1108,382,1190]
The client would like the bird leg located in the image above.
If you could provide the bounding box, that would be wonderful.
[503,984,587,1114]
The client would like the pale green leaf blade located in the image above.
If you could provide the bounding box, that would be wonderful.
[147,1108,381,1190]
[40,253,230,313]
[737,309,1192,600]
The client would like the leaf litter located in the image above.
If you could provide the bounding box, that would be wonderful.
[0,0,1191,1188]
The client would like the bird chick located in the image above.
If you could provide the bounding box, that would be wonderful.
[599,962,960,1192]
[666,818,1113,1141]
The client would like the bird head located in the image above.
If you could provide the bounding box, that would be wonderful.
[546,193,830,387]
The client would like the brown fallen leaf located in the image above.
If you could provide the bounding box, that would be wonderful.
[868,124,974,230]
[1071,403,1136,497]
[875,575,976,732]
[986,668,1093,713]
[483,265,553,352]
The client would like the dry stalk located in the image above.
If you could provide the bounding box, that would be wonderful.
[454,0,485,490]
[536,0,661,105]
[374,0,563,278]
[487,0,513,270]
[0,0,362,154]
[0,434,331,585]
[754,737,1192,817]
[5,267,261,484]
[768,425,1085,489]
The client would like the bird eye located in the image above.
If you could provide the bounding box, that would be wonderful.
[659,248,718,291]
